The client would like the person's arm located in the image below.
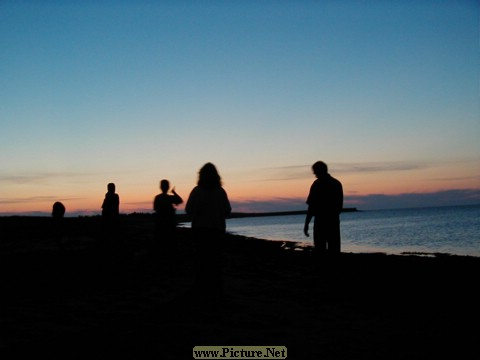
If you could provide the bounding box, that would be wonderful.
[304,211,313,237]
[185,188,196,215]
[115,194,120,214]
[304,184,315,237]
[172,187,183,205]
[222,188,232,217]
[337,182,344,214]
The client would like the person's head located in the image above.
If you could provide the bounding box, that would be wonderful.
[312,161,328,178]
[198,162,222,189]
[160,179,170,193]
[107,183,116,193]
[52,202,66,218]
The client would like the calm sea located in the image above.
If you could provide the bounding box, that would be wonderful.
[225,205,480,257]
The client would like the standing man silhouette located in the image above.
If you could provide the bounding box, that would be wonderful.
[304,161,343,253]
[101,182,120,246]
[102,183,119,219]
[52,201,66,250]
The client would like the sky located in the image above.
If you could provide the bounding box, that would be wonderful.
[1,0,479,215]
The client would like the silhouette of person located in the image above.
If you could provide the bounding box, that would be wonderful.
[52,201,66,250]
[101,183,120,246]
[102,183,120,219]
[153,179,183,252]
[304,161,343,253]
[185,163,231,301]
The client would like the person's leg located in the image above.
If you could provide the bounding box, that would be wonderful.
[313,220,327,253]
[327,218,341,253]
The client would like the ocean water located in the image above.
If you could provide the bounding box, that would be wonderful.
[225,205,480,256]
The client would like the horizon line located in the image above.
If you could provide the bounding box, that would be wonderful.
[1,203,479,218]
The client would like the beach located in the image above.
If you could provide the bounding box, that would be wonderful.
[1,215,479,359]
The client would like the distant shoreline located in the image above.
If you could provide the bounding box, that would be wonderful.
[5,204,480,218]
[175,208,358,222]
[0,208,359,219]
[227,207,358,219]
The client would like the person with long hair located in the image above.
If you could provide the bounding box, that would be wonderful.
[185,163,231,301]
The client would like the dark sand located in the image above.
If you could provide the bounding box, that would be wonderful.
[1,215,479,359]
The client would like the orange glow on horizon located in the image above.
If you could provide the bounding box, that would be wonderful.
[1,161,479,215]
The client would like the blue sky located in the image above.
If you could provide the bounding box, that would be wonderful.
[1,0,479,215]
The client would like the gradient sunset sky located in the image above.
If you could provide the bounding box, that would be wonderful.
[1,0,479,215]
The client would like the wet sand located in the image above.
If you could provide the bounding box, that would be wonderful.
[1,215,479,359]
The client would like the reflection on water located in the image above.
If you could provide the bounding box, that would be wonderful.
[224,205,480,256]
